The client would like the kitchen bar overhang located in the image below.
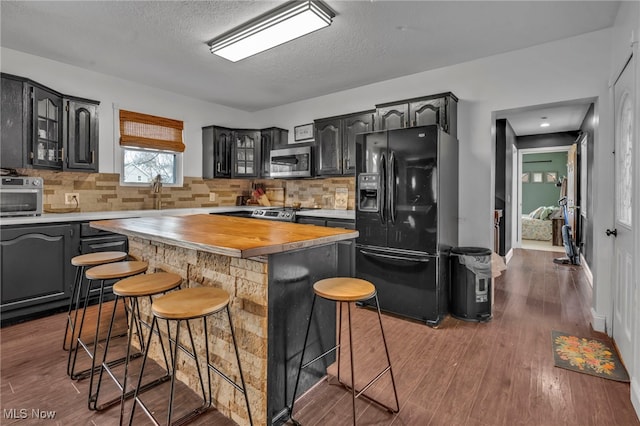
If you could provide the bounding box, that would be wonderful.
[90,214,358,425]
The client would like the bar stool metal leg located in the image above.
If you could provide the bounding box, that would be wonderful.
[70,261,148,383]
[373,294,400,412]
[91,273,181,416]
[89,295,146,411]
[62,265,84,351]
[64,251,128,355]
[347,302,356,423]
[288,294,318,426]
[129,287,253,426]
[289,279,400,426]
[129,315,158,424]
[226,306,253,426]
[68,277,102,380]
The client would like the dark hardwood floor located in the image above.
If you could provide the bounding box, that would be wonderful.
[1,248,638,425]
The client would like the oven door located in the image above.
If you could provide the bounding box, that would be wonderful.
[0,189,43,216]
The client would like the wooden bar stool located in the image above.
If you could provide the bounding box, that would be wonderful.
[129,287,253,426]
[63,251,128,353]
[90,272,182,418]
[289,277,400,425]
[68,261,148,382]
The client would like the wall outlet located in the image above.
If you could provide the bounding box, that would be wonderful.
[65,193,80,205]
[209,193,217,202]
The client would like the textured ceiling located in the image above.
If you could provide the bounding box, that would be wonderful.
[1,0,619,126]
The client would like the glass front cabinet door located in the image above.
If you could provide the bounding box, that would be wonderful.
[234,130,260,177]
[31,85,63,169]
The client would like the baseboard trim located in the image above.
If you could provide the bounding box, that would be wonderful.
[590,307,607,333]
[632,377,640,422]
[505,248,514,264]
[580,254,593,287]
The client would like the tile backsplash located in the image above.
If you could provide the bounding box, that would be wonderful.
[15,169,355,213]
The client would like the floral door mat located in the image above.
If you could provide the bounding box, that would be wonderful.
[552,330,629,382]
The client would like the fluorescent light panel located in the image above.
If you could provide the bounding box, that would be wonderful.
[209,1,334,62]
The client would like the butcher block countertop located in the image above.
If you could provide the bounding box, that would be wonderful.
[91,214,358,258]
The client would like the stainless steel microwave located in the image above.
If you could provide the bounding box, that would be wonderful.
[0,177,43,217]
[270,146,312,178]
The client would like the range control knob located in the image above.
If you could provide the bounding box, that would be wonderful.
[32,180,41,186]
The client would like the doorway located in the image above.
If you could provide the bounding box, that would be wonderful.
[494,99,594,260]
[518,147,569,252]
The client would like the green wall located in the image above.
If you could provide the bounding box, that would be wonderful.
[522,152,567,214]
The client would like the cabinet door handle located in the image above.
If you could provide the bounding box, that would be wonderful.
[60,147,65,162]
[91,151,95,164]
[217,162,221,173]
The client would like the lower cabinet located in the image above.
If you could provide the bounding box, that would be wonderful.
[0,221,129,326]
[296,216,355,277]
[1,223,78,325]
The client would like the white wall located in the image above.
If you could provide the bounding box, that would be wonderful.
[0,47,252,176]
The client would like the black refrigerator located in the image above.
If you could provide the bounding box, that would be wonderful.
[355,125,458,326]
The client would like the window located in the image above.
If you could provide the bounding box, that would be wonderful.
[122,148,177,184]
[119,109,185,186]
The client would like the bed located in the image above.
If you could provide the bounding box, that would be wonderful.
[522,206,560,241]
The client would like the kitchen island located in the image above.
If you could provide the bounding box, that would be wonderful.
[91,214,358,426]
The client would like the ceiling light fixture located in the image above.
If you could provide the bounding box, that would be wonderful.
[208,0,335,62]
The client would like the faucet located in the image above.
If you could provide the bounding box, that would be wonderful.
[152,174,162,209]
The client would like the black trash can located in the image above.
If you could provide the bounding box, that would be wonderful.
[450,247,493,322]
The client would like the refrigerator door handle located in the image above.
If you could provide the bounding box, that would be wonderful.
[380,153,387,224]
[389,151,396,224]
[361,250,430,263]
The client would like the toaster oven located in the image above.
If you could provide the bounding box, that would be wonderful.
[0,177,43,217]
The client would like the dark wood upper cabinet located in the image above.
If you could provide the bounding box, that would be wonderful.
[64,97,99,172]
[202,125,233,179]
[1,75,28,169]
[0,73,99,172]
[260,127,288,178]
[375,103,408,131]
[342,112,374,175]
[315,110,374,176]
[375,92,458,137]
[315,118,341,176]
[204,126,287,179]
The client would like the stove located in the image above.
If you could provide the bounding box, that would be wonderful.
[250,208,298,222]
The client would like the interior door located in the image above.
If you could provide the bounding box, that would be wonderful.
[612,54,635,372]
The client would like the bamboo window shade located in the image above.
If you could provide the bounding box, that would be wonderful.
[119,110,185,152]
